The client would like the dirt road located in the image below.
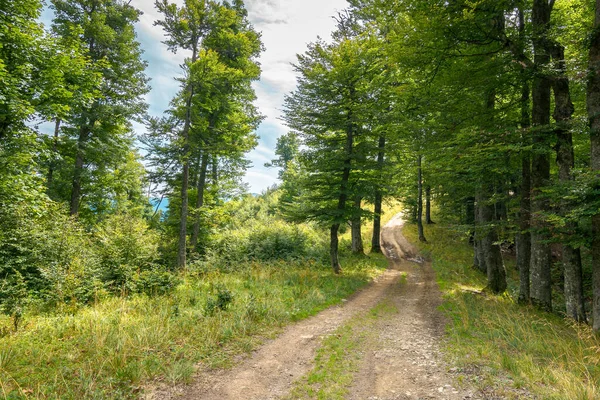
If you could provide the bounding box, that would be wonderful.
[153,215,476,399]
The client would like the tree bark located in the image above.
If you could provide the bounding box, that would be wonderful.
[551,42,586,322]
[351,196,364,254]
[518,73,532,304]
[529,0,553,312]
[371,135,386,253]
[416,154,426,242]
[479,186,507,294]
[330,103,355,274]
[190,152,209,251]
[69,123,90,216]
[177,47,199,269]
[587,0,600,332]
[330,223,341,274]
[47,118,61,194]
[425,186,434,224]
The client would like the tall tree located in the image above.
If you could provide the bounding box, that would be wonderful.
[156,0,262,265]
[51,0,149,218]
[283,35,376,273]
[529,0,554,312]
[588,0,600,333]
[155,0,208,268]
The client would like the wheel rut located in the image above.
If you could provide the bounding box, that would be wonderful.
[149,214,476,400]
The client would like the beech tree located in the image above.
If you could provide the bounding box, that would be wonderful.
[588,0,600,333]
[156,0,262,267]
[50,0,149,219]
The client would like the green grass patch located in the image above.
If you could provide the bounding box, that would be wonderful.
[286,294,398,400]
[404,222,600,399]
[0,255,387,399]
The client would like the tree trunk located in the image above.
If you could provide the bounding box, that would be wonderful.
[551,42,586,322]
[177,47,199,269]
[47,118,61,193]
[372,191,383,253]
[465,196,475,244]
[330,104,355,273]
[517,153,532,304]
[417,154,426,242]
[371,135,386,253]
[480,187,507,294]
[69,123,90,216]
[190,152,209,251]
[212,156,218,185]
[351,196,364,254]
[529,0,553,312]
[587,0,600,332]
[473,193,487,274]
[518,71,532,304]
[330,224,341,274]
[425,185,434,224]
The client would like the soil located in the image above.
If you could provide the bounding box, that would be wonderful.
[148,214,479,399]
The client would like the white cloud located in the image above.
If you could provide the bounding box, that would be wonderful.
[130,0,348,192]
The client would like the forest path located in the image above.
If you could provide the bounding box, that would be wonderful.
[153,215,475,399]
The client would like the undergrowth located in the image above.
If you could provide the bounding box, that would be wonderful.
[404,222,600,399]
[0,254,387,399]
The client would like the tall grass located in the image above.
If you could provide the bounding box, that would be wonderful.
[0,256,387,399]
[404,222,600,399]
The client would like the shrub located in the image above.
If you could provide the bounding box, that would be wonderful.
[94,213,161,293]
[129,269,179,296]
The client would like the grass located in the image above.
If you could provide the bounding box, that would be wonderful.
[404,220,600,399]
[286,295,400,400]
[0,255,388,399]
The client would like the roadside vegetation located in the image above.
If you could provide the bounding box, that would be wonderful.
[404,221,600,399]
[0,192,389,399]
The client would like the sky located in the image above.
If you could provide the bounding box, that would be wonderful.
[131,0,350,193]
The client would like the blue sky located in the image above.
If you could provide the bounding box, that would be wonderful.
[41,0,349,194]
[134,0,349,193]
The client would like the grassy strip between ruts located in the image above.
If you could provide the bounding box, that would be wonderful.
[0,254,387,399]
[403,221,600,400]
[285,298,399,400]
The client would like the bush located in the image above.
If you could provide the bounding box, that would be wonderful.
[129,269,179,296]
[94,213,161,293]
[204,219,326,269]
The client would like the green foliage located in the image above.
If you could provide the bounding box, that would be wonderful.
[95,213,161,293]
[0,271,27,331]
[404,221,600,399]
[205,284,233,315]
[0,254,386,398]
[130,269,180,297]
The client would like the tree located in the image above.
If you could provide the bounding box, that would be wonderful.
[588,0,600,333]
[51,0,149,219]
[265,132,300,179]
[155,0,262,266]
[283,34,378,272]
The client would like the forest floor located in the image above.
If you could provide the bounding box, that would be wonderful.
[148,215,482,400]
